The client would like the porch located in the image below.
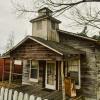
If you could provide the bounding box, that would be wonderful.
[8,54,83,98]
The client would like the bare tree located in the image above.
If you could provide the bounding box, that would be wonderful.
[11,0,100,35]
[11,0,100,16]
[5,32,15,51]
[61,2,100,36]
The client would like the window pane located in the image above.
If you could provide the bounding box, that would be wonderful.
[51,22,55,30]
[37,21,42,30]
[30,60,38,79]
[31,61,38,68]
[31,69,38,79]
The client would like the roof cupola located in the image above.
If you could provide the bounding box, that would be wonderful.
[30,7,61,42]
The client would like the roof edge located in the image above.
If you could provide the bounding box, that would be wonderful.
[3,36,63,57]
[30,15,61,23]
[58,29,98,42]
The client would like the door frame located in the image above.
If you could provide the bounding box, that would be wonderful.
[45,61,56,90]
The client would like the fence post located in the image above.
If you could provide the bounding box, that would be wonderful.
[13,91,18,100]
[0,87,49,100]
[23,93,29,100]
[0,87,5,100]
[4,88,8,100]
[18,92,23,100]
[29,95,35,100]
[8,89,13,100]
[36,97,42,100]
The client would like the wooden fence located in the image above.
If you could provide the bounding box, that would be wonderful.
[0,87,48,100]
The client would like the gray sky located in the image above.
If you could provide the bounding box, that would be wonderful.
[0,0,99,54]
[0,0,31,54]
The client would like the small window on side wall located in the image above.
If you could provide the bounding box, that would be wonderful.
[37,21,42,30]
[51,21,56,30]
[67,58,81,89]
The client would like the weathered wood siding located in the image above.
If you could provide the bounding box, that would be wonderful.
[10,39,62,60]
[59,33,97,99]
[10,39,63,85]
[95,46,100,100]
[0,58,4,80]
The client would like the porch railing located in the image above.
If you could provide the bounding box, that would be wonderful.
[0,87,48,100]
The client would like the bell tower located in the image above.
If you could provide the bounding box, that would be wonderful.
[30,7,61,42]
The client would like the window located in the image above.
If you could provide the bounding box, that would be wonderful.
[14,60,22,65]
[30,60,39,82]
[37,21,42,30]
[68,58,80,89]
[51,21,56,30]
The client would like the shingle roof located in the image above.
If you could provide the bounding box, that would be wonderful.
[58,29,100,44]
[31,36,85,55]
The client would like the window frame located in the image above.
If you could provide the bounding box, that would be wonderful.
[29,60,39,82]
[36,21,42,30]
[67,58,81,89]
[51,21,56,30]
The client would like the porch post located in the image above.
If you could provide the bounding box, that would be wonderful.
[61,61,66,100]
[9,58,13,84]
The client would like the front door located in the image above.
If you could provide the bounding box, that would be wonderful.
[45,61,56,90]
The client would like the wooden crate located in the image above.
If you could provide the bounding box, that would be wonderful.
[64,77,76,97]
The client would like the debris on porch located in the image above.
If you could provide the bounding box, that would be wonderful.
[14,83,82,100]
[0,80,21,89]
[14,84,62,100]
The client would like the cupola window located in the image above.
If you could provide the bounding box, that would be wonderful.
[51,22,56,30]
[37,21,42,30]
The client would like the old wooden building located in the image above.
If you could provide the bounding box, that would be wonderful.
[3,7,100,100]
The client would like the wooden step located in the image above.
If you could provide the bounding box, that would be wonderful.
[66,95,83,100]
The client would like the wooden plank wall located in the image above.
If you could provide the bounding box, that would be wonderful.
[95,47,100,100]
[0,58,4,80]
[10,39,62,60]
[10,39,63,85]
[59,33,97,99]
[3,58,10,80]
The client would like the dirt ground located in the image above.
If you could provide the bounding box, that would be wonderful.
[0,80,22,89]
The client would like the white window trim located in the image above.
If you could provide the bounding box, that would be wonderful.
[76,59,81,89]
[29,60,39,82]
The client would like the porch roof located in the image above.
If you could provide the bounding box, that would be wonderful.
[3,36,85,57]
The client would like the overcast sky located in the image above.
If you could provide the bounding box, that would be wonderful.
[0,0,99,54]
[0,0,32,54]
